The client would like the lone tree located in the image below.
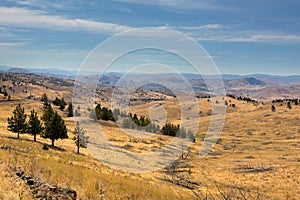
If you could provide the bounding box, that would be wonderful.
[67,103,74,117]
[74,122,88,154]
[42,111,68,147]
[7,104,27,139]
[271,105,276,112]
[28,109,43,142]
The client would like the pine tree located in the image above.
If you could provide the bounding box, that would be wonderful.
[67,103,74,117]
[42,111,68,147]
[7,104,27,139]
[28,109,43,142]
[74,122,88,154]
[42,104,54,126]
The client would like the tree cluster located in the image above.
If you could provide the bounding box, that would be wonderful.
[7,104,43,142]
[7,100,69,147]
[161,122,195,141]
[89,104,115,121]
[272,98,299,107]
[121,112,160,133]
[53,97,67,111]
[226,94,258,103]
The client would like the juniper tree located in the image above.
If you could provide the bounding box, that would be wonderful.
[7,104,27,139]
[28,109,43,142]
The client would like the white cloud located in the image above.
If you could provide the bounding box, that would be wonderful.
[195,33,300,43]
[0,42,29,47]
[0,6,132,34]
[172,24,223,30]
[225,34,300,42]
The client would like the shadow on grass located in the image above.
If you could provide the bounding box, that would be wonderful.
[1,134,66,152]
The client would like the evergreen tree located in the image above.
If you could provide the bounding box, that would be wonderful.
[41,93,49,108]
[53,97,61,106]
[59,102,65,111]
[74,122,88,154]
[41,93,48,103]
[287,101,292,109]
[28,109,43,142]
[3,89,8,98]
[7,104,27,139]
[42,111,68,147]
[42,104,54,126]
[271,105,276,112]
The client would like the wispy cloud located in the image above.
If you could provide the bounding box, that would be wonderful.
[224,34,300,43]
[171,24,223,30]
[0,6,132,34]
[0,27,14,37]
[170,24,300,43]
[113,0,227,10]
[195,32,300,43]
[4,0,74,10]
[0,42,29,47]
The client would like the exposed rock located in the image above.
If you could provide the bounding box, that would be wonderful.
[27,179,35,185]
[13,167,77,199]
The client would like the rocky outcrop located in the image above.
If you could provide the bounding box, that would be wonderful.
[14,167,76,200]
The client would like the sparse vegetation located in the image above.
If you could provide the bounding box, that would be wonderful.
[0,72,300,199]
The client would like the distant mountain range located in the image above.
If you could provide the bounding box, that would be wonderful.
[1,65,300,100]
[0,65,77,76]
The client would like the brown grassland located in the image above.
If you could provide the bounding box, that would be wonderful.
[0,74,299,199]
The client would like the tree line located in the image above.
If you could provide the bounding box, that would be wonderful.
[7,93,88,154]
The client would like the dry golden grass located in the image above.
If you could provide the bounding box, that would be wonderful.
[0,75,299,199]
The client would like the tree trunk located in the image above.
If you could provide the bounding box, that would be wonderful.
[77,136,80,154]
[34,134,36,142]
[52,139,54,147]
[17,130,20,139]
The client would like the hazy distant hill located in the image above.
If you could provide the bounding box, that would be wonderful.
[1,65,300,100]
[6,67,31,74]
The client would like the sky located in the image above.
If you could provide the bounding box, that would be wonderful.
[0,0,300,75]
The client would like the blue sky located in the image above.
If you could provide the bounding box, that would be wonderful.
[0,0,300,75]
